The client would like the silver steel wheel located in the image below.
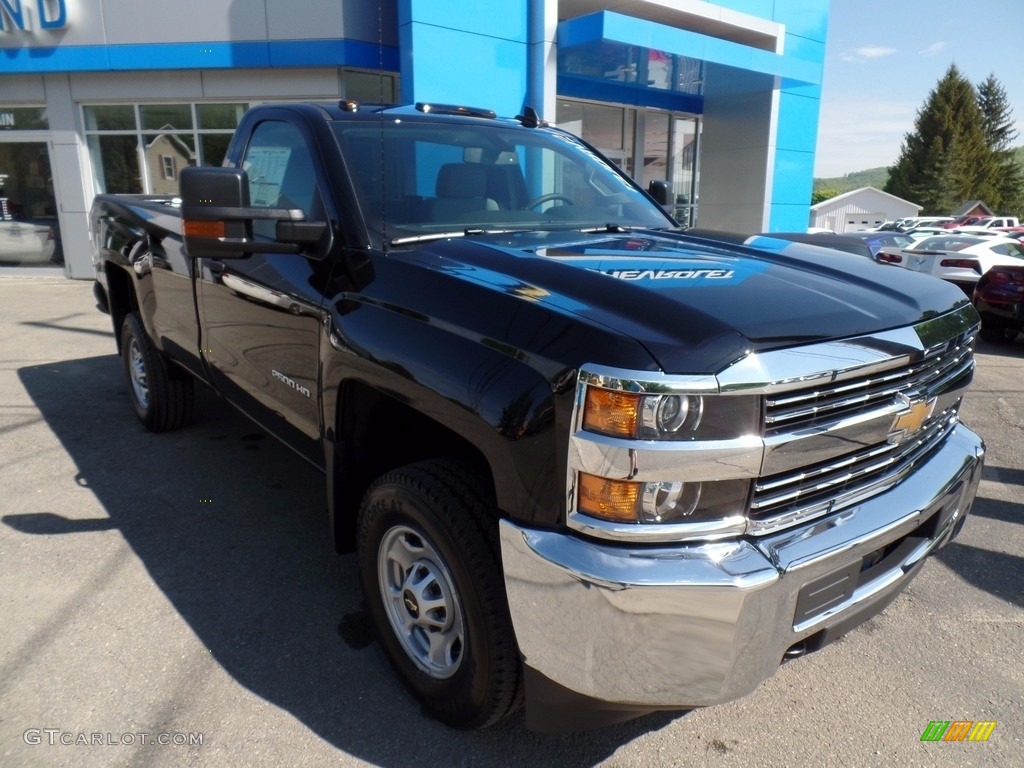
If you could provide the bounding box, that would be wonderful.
[377,524,465,679]
[128,337,150,409]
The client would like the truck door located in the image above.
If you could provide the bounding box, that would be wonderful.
[197,118,334,467]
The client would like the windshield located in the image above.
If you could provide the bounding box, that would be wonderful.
[331,119,674,244]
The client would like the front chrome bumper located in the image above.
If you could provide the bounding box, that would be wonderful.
[500,424,984,714]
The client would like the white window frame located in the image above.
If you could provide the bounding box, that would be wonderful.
[81,102,248,195]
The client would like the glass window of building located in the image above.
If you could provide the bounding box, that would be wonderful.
[671,117,699,226]
[84,102,249,195]
[344,70,398,103]
[556,101,632,175]
[0,107,62,268]
[556,98,700,225]
[0,107,50,131]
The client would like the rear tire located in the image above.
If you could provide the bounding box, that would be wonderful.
[357,459,523,729]
[120,312,194,431]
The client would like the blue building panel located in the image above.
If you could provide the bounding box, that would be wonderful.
[783,33,826,66]
[775,91,822,152]
[0,39,399,73]
[557,75,704,114]
[107,42,271,70]
[0,45,110,73]
[400,27,527,116]
[771,0,830,42]
[559,12,821,86]
[399,0,529,118]
[397,0,527,44]
[714,0,828,42]
[782,78,824,101]
[268,39,399,70]
[770,149,816,207]
[769,202,814,232]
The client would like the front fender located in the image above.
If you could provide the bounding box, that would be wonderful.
[321,296,572,526]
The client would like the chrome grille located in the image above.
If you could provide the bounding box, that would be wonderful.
[765,334,975,434]
[750,409,959,534]
[749,328,976,535]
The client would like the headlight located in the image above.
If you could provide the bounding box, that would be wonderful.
[571,371,762,540]
[578,472,750,526]
[582,386,759,441]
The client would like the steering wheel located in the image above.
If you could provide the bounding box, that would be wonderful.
[526,193,575,210]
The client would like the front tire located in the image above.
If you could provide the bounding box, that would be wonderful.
[120,312,194,431]
[357,459,523,729]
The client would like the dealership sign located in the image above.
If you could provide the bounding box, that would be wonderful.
[0,0,68,31]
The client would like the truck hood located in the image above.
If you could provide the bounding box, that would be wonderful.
[407,230,971,375]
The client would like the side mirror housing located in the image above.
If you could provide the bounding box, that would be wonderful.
[180,166,327,259]
[648,179,670,207]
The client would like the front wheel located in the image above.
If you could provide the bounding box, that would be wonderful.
[357,459,523,729]
[120,312,194,431]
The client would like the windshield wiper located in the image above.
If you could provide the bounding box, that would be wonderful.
[576,224,632,234]
[389,228,520,247]
[577,222,679,234]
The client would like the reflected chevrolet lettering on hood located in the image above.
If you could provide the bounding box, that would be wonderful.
[594,267,735,281]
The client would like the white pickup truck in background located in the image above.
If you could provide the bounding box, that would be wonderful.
[959,216,1023,233]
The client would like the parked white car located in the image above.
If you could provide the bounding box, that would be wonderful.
[879,234,1024,293]
[0,220,56,264]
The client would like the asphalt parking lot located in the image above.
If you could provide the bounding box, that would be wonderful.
[1,276,1021,768]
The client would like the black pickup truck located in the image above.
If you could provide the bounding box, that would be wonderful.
[91,101,985,732]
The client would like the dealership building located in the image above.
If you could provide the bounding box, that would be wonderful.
[0,0,829,277]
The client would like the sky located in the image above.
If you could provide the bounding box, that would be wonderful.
[813,0,1024,178]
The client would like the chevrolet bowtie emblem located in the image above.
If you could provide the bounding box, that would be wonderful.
[889,393,936,445]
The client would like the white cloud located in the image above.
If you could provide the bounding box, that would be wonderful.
[857,46,897,58]
[918,41,949,56]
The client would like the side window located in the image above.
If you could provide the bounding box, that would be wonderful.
[241,120,322,238]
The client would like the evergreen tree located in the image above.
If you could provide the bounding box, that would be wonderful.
[977,73,1024,213]
[885,64,995,214]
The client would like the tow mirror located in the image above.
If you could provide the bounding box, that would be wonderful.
[180,166,328,259]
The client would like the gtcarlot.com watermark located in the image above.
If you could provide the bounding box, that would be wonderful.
[24,729,204,747]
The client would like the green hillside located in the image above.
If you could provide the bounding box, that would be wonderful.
[813,167,888,194]
[815,146,1024,197]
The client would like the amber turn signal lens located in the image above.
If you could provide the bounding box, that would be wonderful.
[577,472,640,522]
[183,220,226,238]
[583,388,641,438]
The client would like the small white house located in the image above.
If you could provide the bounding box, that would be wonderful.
[810,187,921,233]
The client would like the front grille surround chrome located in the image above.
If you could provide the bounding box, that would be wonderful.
[764,333,974,433]
[566,304,979,543]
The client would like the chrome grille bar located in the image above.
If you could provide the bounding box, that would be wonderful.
[749,413,959,535]
[766,336,974,430]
